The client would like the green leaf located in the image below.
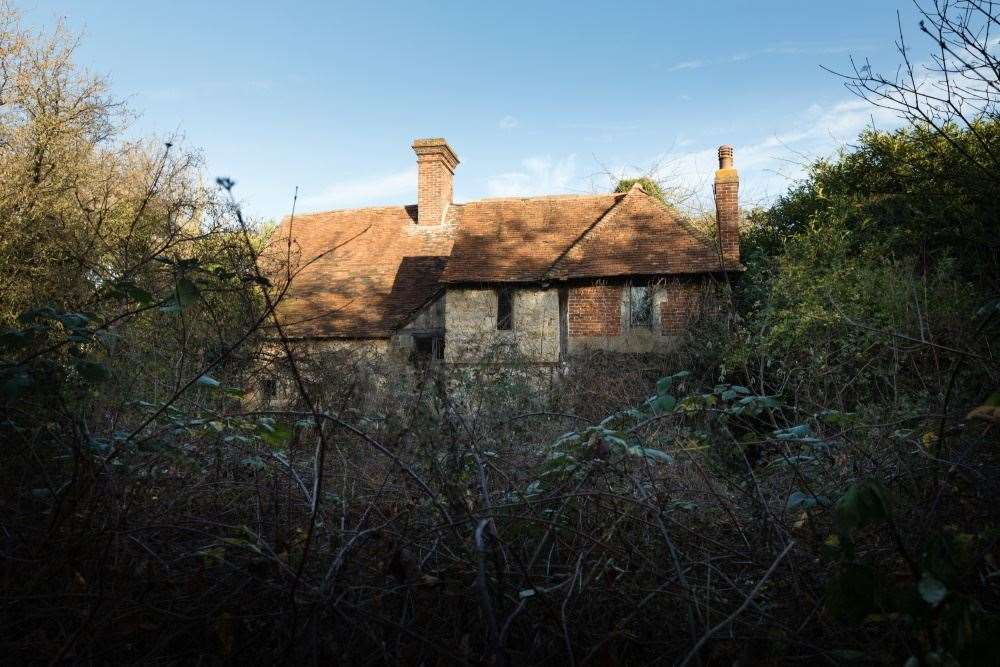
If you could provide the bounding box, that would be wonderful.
[826,563,877,622]
[829,649,868,662]
[2,370,34,398]
[196,374,221,388]
[241,456,266,470]
[57,312,89,330]
[647,394,676,413]
[256,418,292,449]
[18,306,58,323]
[719,384,751,401]
[918,572,948,607]
[176,278,200,304]
[94,330,120,352]
[112,281,154,306]
[774,424,815,440]
[656,371,689,395]
[982,391,1000,407]
[73,359,110,384]
[639,447,673,463]
[0,328,34,351]
[787,490,830,510]
[835,479,890,536]
[160,277,200,313]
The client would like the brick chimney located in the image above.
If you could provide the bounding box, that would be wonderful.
[412,138,459,225]
[713,145,740,266]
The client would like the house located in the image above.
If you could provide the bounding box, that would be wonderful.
[267,138,741,368]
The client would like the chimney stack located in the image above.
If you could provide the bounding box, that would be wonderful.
[713,145,740,266]
[412,138,459,225]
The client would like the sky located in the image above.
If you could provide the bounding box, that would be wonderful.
[21,0,919,221]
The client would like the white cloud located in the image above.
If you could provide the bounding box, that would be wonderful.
[301,168,415,210]
[487,155,578,197]
[482,95,905,211]
[665,42,872,74]
[640,97,904,210]
[499,115,519,130]
[667,60,705,72]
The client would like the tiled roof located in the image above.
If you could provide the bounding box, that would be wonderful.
[266,205,455,338]
[439,193,623,283]
[443,186,739,282]
[266,186,738,339]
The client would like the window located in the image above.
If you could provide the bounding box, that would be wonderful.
[412,335,444,365]
[629,284,652,327]
[496,289,513,330]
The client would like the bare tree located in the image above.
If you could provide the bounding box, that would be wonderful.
[830,0,1000,183]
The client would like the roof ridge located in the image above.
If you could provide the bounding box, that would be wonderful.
[287,192,624,220]
[286,203,416,220]
[465,192,624,204]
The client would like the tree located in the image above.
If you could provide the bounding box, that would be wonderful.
[832,0,1000,188]
[0,2,213,324]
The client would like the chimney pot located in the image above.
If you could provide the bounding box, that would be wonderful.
[718,145,734,170]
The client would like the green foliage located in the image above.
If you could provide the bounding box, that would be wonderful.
[615,177,667,203]
[731,121,998,410]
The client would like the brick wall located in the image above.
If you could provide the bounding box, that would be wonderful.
[412,139,459,225]
[659,281,701,335]
[714,145,740,265]
[659,278,728,335]
[567,284,622,337]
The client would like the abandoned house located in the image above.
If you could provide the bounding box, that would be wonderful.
[267,138,742,368]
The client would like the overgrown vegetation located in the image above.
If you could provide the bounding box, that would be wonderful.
[2,1,999,664]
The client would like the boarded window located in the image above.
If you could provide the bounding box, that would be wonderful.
[497,289,513,330]
[629,285,652,327]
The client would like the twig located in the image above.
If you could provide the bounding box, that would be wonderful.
[678,540,796,667]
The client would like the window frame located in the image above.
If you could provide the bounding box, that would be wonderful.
[628,284,653,328]
[411,334,444,365]
[496,288,514,331]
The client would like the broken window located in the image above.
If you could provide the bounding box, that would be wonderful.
[629,284,652,327]
[497,289,513,330]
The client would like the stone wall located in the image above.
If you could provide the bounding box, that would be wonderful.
[440,277,726,363]
[445,287,560,364]
[391,294,446,358]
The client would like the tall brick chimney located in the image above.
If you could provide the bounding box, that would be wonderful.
[713,145,740,266]
[412,138,459,225]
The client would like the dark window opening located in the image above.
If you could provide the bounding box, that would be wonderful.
[497,289,513,330]
[629,285,652,327]
[558,287,568,361]
[414,335,433,359]
[412,335,443,366]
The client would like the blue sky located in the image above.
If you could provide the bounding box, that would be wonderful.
[24,1,916,220]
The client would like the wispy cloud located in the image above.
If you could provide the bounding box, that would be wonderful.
[301,168,416,210]
[499,115,519,130]
[487,155,578,197]
[637,96,903,209]
[667,60,706,72]
[664,41,873,74]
